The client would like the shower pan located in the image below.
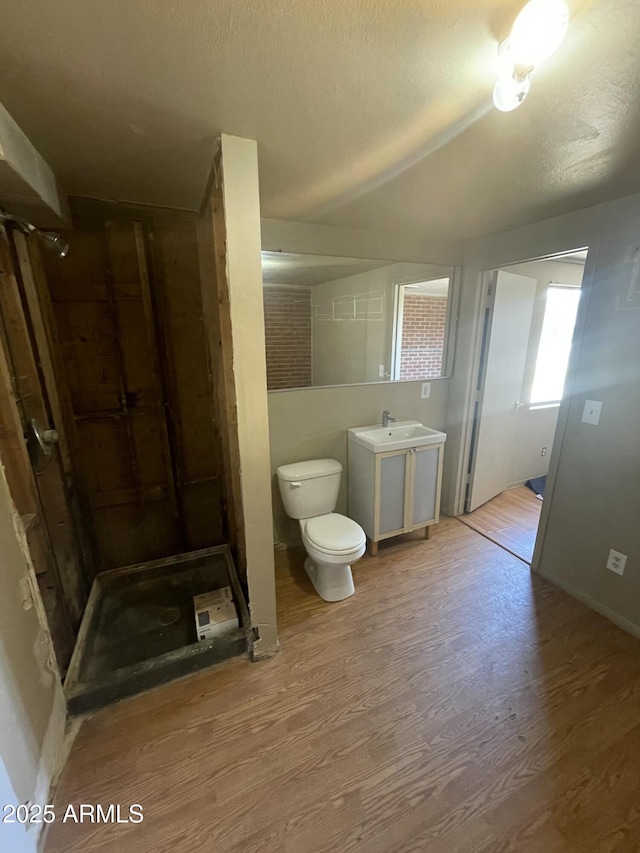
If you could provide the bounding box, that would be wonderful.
[65,545,250,715]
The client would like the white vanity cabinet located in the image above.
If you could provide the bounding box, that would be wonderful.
[347,424,446,555]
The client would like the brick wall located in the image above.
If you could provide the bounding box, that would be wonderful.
[399,294,448,380]
[263,286,312,389]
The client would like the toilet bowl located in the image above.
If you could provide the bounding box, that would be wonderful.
[276,459,366,602]
[300,513,366,601]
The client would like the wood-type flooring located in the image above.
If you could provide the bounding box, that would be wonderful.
[46,519,640,853]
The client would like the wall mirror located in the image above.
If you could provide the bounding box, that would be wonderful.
[262,251,456,391]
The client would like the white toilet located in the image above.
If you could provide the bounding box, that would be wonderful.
[276,459,366,602]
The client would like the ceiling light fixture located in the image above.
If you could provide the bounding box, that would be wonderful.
[493,0,569,112]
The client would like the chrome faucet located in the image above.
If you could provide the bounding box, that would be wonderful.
[382,410,397,427]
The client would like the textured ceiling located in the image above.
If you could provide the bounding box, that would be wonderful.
[1,0,639,241]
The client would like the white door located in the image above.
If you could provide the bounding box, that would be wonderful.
[467,270,536,512]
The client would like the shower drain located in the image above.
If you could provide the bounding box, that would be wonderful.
[159,606,181,627]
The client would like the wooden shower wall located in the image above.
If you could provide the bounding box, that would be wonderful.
[42,203,226,572]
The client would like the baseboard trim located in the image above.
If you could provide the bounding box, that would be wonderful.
[534,566,640,641]
[506,479,527,490]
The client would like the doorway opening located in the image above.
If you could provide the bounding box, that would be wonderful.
[461,249,587,564]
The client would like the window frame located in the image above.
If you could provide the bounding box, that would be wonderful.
[390,273,456,382]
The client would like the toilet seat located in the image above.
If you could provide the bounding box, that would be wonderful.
[304,513,366,555]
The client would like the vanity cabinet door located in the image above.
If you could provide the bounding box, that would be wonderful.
[350,439,445,548]
[411,445,442,528]
[376,450,410,536]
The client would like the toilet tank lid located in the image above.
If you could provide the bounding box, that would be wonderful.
[277,458,342,482]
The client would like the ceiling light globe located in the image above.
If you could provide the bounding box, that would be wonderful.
[509,0,569,66]
[493,72,531,112]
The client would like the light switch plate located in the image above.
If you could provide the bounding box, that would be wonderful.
[421,382,431,399]
[581,400,602,425]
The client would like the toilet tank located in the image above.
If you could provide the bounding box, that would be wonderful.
[276,459,342,519]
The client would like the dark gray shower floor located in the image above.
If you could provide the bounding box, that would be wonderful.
[65,545,250,714]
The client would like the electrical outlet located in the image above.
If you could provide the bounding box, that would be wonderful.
[541,446,547,457]
[582,400,603,425]
[421,382,431,399]
[606,549,627,576]
[379,364,385,378]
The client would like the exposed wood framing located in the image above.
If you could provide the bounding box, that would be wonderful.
[0,289,40,517]
[13,230,98,579]
[0,227,77,668]
[130,222,183,536]
[39,199,227,571]
[149,216,225,549]
[0,248,87,619]
[196,189,246,578]
[13,231,98,581]
[14,233,75,475]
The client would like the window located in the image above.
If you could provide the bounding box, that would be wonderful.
[530,285,580,405]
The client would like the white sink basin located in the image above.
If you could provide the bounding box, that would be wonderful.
[348,421,447,453]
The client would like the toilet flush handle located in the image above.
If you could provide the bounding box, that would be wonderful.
[290,482,302,489]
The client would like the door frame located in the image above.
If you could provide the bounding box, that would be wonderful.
[452,239,600,572]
